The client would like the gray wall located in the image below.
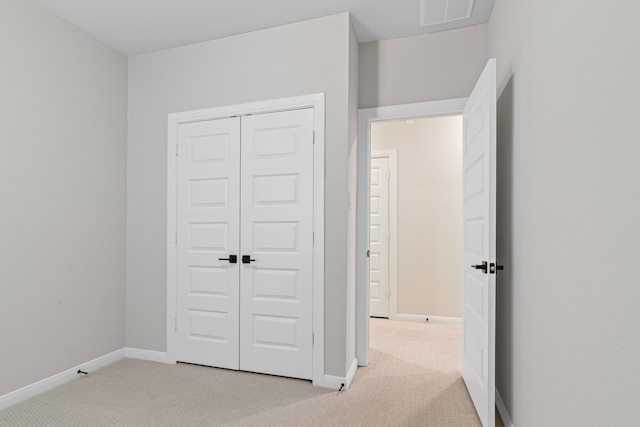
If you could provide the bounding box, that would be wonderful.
[489,0,640,424]
[359,24,489,108]
[346,23,360,371]
[0,0,127,396]
[126,13,355,377]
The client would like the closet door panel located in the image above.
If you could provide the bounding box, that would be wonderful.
[175,117,241,370]
[239,109,314,380]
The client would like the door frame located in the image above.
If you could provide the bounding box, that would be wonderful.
[356,98,467,366]
[370,149,398,319]
[166,93,325,386]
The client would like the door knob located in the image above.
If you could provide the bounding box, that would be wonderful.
[242,255,255,264]
[219,255,237,264]
[471,261,488,274]
[490,263,504,274]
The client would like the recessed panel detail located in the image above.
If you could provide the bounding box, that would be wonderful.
[252,315,297,349]
[188,310,228,342]
[464,99,485,150]
[371,167,381,186]
[253,269,298,301]
[190,134,229,162]
[464,318,484,381]
[370,281,380,300]
[189,266,229,296]
[464,271,484,319]
[190,179,228,207]
[253,127,297,158]
[465,218,484,255]
[189,223,228,251]
[370,253,380,271]
[465,155,484,199]
[370,224,381,243]
[254,174,299,205]
[253,222,298,252]
[370,196,381,215]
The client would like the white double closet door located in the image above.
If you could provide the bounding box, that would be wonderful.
[175,108,314,380]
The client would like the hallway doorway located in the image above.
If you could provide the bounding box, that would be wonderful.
[368,116,463,322]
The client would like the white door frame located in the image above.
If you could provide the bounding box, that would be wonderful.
[370,150,397,319]
[166,93,325,386]
[356,98,467,366]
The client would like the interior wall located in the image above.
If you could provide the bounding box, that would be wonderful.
[346,21,360,370]
[371,116,463,318]
[0,0,127,396]
[127,13,354,377]
[359,24,488,109]
[489,0,640,425]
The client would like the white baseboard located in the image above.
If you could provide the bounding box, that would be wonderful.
[125,348,170,364]
[496,388,514,427]
[344,358,358,390]
[390,313,462,325]
[0,348,125,411]
[1,348,363,409]
[313,358,358,391]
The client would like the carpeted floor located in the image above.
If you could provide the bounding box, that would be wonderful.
[0,319,501,426]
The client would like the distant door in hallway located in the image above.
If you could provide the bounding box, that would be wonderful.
[174,108,315,380]
[370,154,390,318]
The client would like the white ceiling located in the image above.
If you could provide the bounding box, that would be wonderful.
[33,0,495,56]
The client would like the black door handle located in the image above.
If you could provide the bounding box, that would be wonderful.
[219,255,237,264]
[471,261,488,274]
[490,263,504,274]
[242,255,255,264]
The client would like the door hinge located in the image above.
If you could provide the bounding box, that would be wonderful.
[312,132,315,144]
[175,144,178,157]
[175,230,178,245]
[174,318,177,332]
[312,333,314,345]
[387,170,391,181]
[388,230,391,240]
[313,231,315,244]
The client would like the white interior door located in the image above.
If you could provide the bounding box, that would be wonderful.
[369,155,390,318]
[239,109,315,380]
[175,117,241,370]
[175,108,314,380]
[461,58,497,427]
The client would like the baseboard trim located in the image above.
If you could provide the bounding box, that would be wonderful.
[344,358,358,390]
[0,348,125,411]
[496,388,514,427]
[313,358,358,390]
[390,313,462,325]
[125,348,170,364]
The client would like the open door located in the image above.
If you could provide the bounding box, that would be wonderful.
[462,58,497,427]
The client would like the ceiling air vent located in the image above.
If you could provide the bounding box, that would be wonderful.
[420,0,474,27]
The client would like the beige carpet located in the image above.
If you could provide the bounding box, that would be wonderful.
[0,319,498,426]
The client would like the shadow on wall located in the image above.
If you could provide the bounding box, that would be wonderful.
[359,42,379,107]
[496,74,514,416]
